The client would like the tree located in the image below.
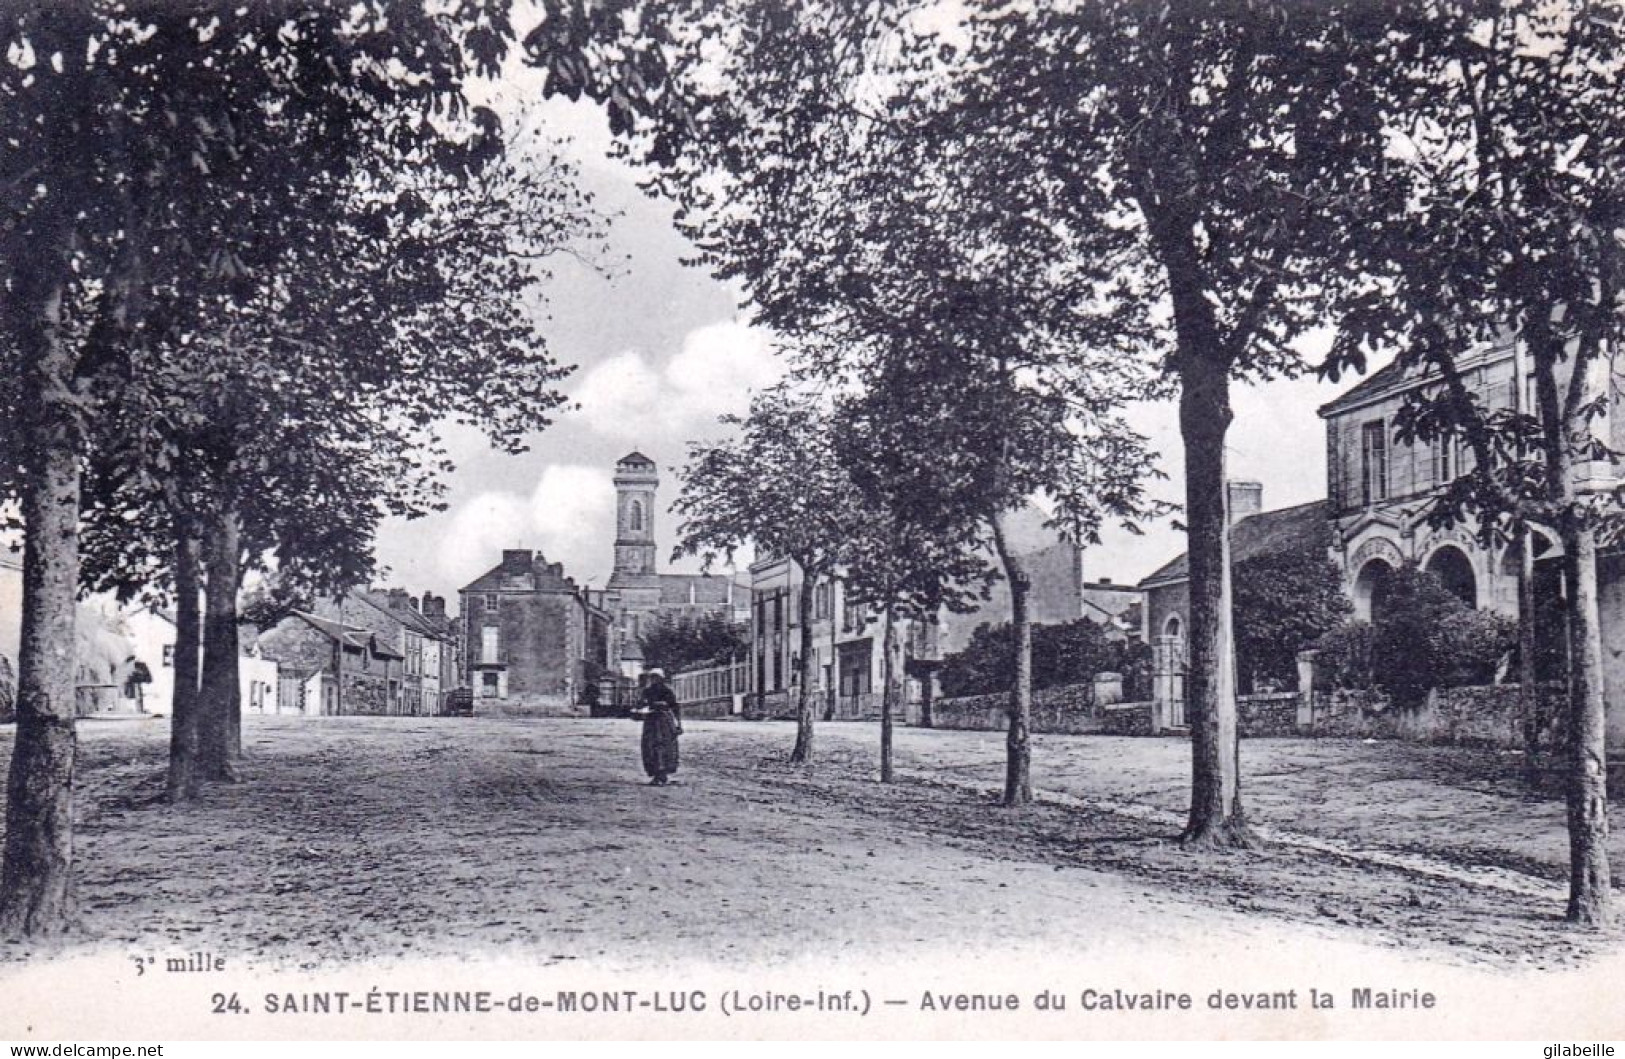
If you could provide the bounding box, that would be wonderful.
[638,612,749,676]
[1232,545,1353,693]
[524,0,1167,804]
[0,0,531,937]
[524,0,1374,834]
[78,125,598,795]
[1371,564,1477,709]
[832,413,992,785]
[672,384,864,765]
[1321,0,1625,924]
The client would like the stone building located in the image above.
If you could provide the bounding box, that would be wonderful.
[458,549,611,715]
[1137,336,1625,755]
[601,451,747,677]
[1138,484,1331,649]
[1317,340,1530,621]
[315,589,458,715]
[258,610,404,716]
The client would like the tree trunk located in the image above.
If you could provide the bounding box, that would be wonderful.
[824,615,838,722]
[880,605,896,784]
[1559,519,1611,925]
[919,662,936,729]
[790,565,818,765]
[0,282,82,938]
[166,524,204,801]
[1178,350,1253,848]
[198,501,242,782]
[1516,525,1542,782]
[991,514,1033,806]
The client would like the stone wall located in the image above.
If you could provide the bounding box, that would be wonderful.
[929,681,1102,734]
[1101,701,1154,735]
[1238,691,1299,737]
[1304,682,1564,749]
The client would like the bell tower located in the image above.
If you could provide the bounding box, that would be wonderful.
[608,451,659,588]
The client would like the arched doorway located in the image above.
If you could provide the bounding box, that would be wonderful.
[1425,545,1478,609]
[1353,558,1394,623]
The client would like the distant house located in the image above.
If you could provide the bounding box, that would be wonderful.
[1137,483,1330,650]
[1081,579,1143,642]
[745,505,1117,717]
[458,550,611,715]
[257,610,404,716]
[311,589,458,715]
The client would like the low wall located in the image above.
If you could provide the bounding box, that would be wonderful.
[1305,682,1565,749]
[1238,692,1299,737]
[929,681,1103,735]
[1101,701,1154,736]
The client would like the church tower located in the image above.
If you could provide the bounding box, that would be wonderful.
[608,451,660,590]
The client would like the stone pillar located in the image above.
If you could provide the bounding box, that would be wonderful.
[1151,636,1178,732]
[1093,671,1123,709]
[1296,649,1319,729]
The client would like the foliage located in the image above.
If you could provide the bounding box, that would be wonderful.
[1232,545,1353,692]
[673,384,861,579]
[939,619,1140,700]
[1313,565,1514,703]
[1435,610,1519,690]
[0,655,14,724]
[638,612,749,676]
[1312,622,1377,693]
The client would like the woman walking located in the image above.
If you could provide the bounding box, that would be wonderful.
[636,668,682,786]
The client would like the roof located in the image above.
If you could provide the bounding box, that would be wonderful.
[656,572,748,607]
[355,590,449,640]
[1316,360,1406,418]
[1317,336,1516,418]
[618,450,656,466]
[291,611,405,659]
[460,553,579,596]
[1138,500,1331,590]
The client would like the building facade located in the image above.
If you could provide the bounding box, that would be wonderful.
[745,506,1104,717]
[459,549,611,715]
[258,610,404,716]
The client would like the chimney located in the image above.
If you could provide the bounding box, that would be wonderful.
[501,549,532,573]
[422,594,446,619]
[1226,480,1263,525]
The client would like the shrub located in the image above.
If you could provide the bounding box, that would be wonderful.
[939,617,1137,698]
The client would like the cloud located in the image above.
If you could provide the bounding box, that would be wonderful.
[431,465,618,594]
[569,318,782,441]
[436,493,532,589]
[528,464,617,581]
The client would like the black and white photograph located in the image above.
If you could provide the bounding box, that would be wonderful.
[0,0,1623,1045]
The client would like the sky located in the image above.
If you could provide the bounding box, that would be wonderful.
[371,62,1363,609]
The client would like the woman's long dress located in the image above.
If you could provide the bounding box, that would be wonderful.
[641,707,681,778]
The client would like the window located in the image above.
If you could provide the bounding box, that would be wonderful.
[1361,420,1389,505]
[481,626,500,664]
[814,581,832,621]
[629,500,643,532]
[484,593,499,613]
[1432,435,1456,487]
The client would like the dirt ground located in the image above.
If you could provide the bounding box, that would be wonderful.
[0,714,1620,976]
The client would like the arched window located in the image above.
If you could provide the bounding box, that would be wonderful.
[629,500,643,532]
[1425,545,1478,609]
[1163,614,1182,640]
